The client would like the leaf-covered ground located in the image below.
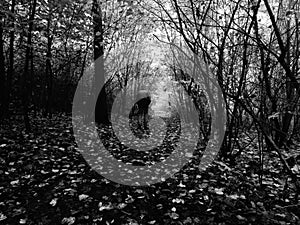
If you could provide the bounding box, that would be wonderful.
[0,113,299,225]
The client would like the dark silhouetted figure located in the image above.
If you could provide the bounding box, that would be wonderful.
[129,93,151,138]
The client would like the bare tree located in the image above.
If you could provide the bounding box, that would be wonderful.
[0,1,5,118]
[22,0,37,131]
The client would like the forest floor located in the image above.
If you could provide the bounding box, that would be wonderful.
[0,112,299,225]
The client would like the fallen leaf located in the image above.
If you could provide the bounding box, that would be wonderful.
[78,194,89,201]
[49,198,58,206]
[61,217,75,225]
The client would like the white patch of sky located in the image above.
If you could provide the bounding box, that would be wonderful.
[137,27,179,117]
[151,76,174,117]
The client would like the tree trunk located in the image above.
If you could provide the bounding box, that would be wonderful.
[22,0,37,131]
[0,8,6,119]
[45,4,53,118]
[93,0,109,125]
[5,0,16,117]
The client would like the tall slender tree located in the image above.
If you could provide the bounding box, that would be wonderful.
[0,2,5,119]
[22,0,37,131]
[5,0,16,117]
[93,0,109,125]
[44,1,54,117]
